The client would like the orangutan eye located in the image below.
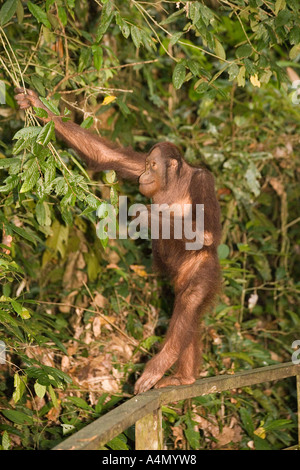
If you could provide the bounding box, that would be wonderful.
[151,161,157,169]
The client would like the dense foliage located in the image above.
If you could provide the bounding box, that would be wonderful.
[0,0,299,450]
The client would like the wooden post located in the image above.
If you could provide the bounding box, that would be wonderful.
[135,408,163,450]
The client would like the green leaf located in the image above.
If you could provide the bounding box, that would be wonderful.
[67,396,92,410]
[39,97,60,116]
[198,3,214,26]
[131,25,142,48]
[105,169,116,184]
[62,424,75,435]
[0,175,19,193]
[13,126,41,141]
[220,351,254,366]
[160,8,184,26]
[218,244,230,259]
[95,394,109,414]
[275,9,292,27]
[107,436,129,450]
[10,223,38,245]
[214,39,226,61]
[92,44,103,71]
[244,58,256,75]
[27,1,51,29]
[96,3,114,41]
[169,32,183,46]
[12,138,28,154]
[275,0,286,15]
[289,44,300,60]
[172,63,186,89]
[228,63,239,81]
[264,419,293,431]
[0,0,18,25]
[80,116,94,129]
[194,79,209,94]
[20,158,39,193]
[44,155,56,186]
[187,59,201,76]
[235,44,252,58]
[48,384,58,408]
[239,408,255,436]
[1,409,33,425]
[0,157,21,168]
[2,431,10,450]
[290,27,300,45]
[78,48,91,73]
[11,299,31,319]
[34,381,46,399]
[57,6,67,25]
[37,121,55,146]
[188,1,200,24]
[12,372,27,403]
[254,435,272,450]
[16,0,24,23]
[115,12,130,38]
[237,65,246,87]
[245,162,261,197]
[184,416,200,449]
[33,107,49,119]
[26,364,72,386]
[110,186,118,206]
[36,200,51,226]
[42,219,69,266]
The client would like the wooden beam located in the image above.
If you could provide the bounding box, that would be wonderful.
[53,362,300,450]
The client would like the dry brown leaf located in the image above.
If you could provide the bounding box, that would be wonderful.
[215,425,242,447]
[213,417,243,448]
[193,415,219,437]
[270,351,283,362]
[67,344,78,356]
[84,332,93,345]
[46,404,61,423]
[61,355,70,372]
[247,440,255,449]
[2,230,12,254]
[33,396,46,411]
[59,290,78,313]
[92,316,102,338]
[106,263,119,269]
[63,252,87,289]
[286,67,300,83]
[130,264,148,277]
[100,378,119,392]
[25,346,55,368]
[222,357,232,369]
[75,354,118,390]
[109,335,133,361]
[92,292,108,308]
[269,177,285,197]
[171,426,184,449]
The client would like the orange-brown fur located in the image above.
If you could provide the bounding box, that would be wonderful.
[15,88,222,394]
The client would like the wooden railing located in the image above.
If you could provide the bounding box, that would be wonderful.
[53,362,300,450]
